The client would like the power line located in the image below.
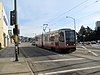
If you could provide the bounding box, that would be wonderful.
[47,0,100,32]
[70,0,100,16]
[49,0,100,27]
[75,0,100,20]
[77,10,100,21]
[48,0,89,23]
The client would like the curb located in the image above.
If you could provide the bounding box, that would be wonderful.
[23,57,35,75]
[0,47,7,53]
[20,49,34,75]
[0,48,4,52]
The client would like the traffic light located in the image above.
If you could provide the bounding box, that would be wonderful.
[10,10,16,25]
[13,27,19,35]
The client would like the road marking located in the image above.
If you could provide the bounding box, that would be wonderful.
[33,58,84,63]
[39,65,100,75]
[77,47,100,52]
[81,46,98,56]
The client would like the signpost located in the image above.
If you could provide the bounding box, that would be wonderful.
[10,0,19,61]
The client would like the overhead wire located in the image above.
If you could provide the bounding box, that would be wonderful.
[47,0,100,32]
[51,0,100,27]
[76,0,100,21]
[70,0,100,16]
[77,12,100,21]
[48,0,89,23]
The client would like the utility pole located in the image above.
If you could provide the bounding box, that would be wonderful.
[10,0,19,61]
[14,0,19,61]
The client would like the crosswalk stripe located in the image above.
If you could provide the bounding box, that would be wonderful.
[33,58,84,63]
[39,65,100,75]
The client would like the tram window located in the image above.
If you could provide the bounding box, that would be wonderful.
[55,35,59,41]
[35,37,38,41]
[49,36,55,41]
[59,32,64,42]
[45,36,48,41]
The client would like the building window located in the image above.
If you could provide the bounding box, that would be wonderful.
[3,16,7,26]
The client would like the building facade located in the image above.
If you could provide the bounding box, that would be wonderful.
[0,2,8,48]
[8,29,13,43]
[96,21,100,30]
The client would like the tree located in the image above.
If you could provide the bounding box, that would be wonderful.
[77,25,96,42]
[78,25,86,42]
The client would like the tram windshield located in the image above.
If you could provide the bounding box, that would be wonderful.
[65,30,76,43]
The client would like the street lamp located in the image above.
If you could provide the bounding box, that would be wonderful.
[66,16,76,31]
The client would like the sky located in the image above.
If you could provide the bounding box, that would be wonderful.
[1,0,100,37]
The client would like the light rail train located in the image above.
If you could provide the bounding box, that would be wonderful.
[35,28,76,53]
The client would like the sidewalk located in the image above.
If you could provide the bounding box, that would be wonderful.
[0,44,34,75]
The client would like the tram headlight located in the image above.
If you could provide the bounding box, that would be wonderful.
[66,44,68,46]
[73,44,76,45]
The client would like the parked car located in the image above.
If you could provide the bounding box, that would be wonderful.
[97,40,100,43]
[91,41,96,44]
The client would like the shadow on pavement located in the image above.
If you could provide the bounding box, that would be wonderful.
[0,47,23,58]
[20,47,58,58]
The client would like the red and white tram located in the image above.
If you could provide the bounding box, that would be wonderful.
[35,28,76,53]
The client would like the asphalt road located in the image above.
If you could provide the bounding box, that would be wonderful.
[20,42,100,75]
